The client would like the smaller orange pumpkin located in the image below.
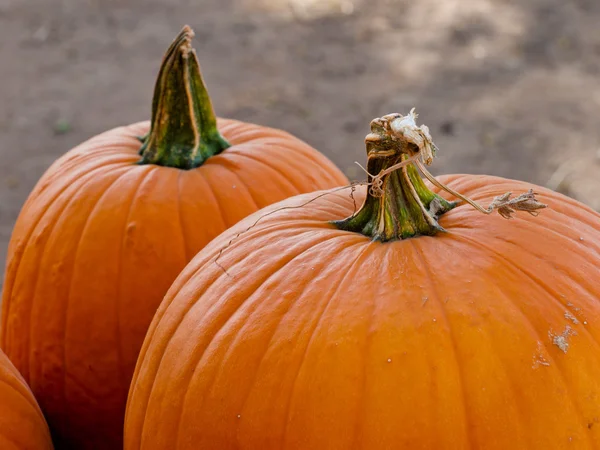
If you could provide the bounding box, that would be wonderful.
[0,348,53,449]
[0,25,347,450]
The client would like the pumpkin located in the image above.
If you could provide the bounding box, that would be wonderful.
[0,26,347,450]
[0,348,53,450]
[124,111,600,449]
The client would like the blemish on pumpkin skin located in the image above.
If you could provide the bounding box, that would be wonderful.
[565,302,588,325]
[532,341,550,368]
[126,222,137,234]
[549,326,577,354]
[564,311,579,325]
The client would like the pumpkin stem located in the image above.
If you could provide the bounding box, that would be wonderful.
[333,110,547,241]
[138,25,230,169]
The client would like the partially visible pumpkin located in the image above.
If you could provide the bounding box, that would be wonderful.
[0,348,53,450]
[0,26,347,450]
[124,112,600,449]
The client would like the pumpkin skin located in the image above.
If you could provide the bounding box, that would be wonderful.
[124,174,600,450]
[0,117,347,449]
[0,348,53,450]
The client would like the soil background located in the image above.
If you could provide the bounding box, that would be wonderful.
[1,0,600,287]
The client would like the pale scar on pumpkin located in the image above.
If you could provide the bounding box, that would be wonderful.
[549,325,578,354]
[533,341,551,368]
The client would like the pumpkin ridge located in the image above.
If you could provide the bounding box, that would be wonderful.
[436,175,600,228]
[139,232,345,447]
[114,166,158,387]
[237,140,342,191]
[1,163,105,351]
[459,227,600,324]
[268,142,347,189]
[485,255,596,448]
[190,166,227,229]
[38,152,135,190]
[219,150,304,194]
[0,376,44,417]
[415,233,593,447]
[439,186,600,257]
[509,210,600,259]
[451,227,600,431]
[1,160,131,346]
[200,164,259,225]
[489,276,592,446]
[280,240,375,447]
[538,204,600,246]
[257,139,337,170]
[133,221,331,386]
[184,234,352,390]
[130,227,321,440]
[230,238,368,447]
[175,171,191,262]
[27,167,132,385]
[341,242,385,449]
[460,176,599,221]
[457,233,600,353]
[218,163,260,211]
[0,432,23,448]
[61,168,136,412]
[411,238,484,448]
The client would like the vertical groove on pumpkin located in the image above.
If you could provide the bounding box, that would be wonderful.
[190,167,228,230]
[348,243,386,448]
[60,168,133,426]
[229,238,361,447]
[410,239,476,448]
[218,151,301,193]
[458,231,600,353]
[0,161,122,370]
[114,166,157,393]
[173,234,346,448]
[174,171,191,263]
[479,239,596,447]
[279,240,372,447]
[218,163,261,211]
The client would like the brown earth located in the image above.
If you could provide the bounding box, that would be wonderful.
[1,0,600,287]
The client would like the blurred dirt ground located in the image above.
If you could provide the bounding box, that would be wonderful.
[1,0,600,285]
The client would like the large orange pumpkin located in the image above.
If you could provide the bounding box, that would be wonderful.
[0,26,347,449]
[0,348,53,450]
[124,111,600,449]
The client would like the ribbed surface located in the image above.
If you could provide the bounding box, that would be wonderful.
[0,118,347,449]
[125,175,600,450]
[0,349,53,450]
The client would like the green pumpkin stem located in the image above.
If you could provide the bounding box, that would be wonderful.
[334,110,547,241]
[138,25,230,169]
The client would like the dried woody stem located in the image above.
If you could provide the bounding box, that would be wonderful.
[336,109,547,241]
